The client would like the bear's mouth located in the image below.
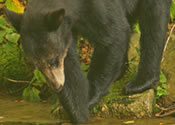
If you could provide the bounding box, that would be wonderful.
[43,65,65,92]
[41,56,65,93]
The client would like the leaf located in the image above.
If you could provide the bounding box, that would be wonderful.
[170,0,175,20]
[0,30,5,43]
[32,82,43,87]
[160,71,167,83]
[23,87,41,102]
[80,37,84,41]
[81,63,87,71]
[34,69,46,83]
[5,0,25,13]
[5,33,20,43]
[0,18,15,33]
[0,16,8,26]
[133,23,140,33]
[23,87,31,101]
[161,83,167,89]
[135,47,140,55]
[32,87,40,95]
[130,56,136,62]
[156,86,168,97]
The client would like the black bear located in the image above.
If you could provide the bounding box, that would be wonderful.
[5,0,171,123]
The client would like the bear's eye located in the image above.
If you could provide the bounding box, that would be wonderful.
[48,56,59,68]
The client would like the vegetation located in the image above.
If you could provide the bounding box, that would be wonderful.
[0,11,29,93]
[0,0,174,116]
[170,0,175,21]
[0,0,48,102]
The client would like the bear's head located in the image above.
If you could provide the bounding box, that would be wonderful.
[5,8,72,92]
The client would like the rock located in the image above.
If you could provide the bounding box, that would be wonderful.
[95,89,155,119]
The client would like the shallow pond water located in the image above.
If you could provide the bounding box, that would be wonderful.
[1,117,175,125]
[0,92,175,125]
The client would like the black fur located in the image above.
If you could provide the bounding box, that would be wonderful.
[5,0,171,123]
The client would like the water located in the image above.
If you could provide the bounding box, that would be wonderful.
[1,118,175,125]
[0,92,57,125]
[0,92,175,125]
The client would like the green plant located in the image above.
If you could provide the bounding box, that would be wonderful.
[5,0,25,13]
[0,15,46,102]
[170,0,175,21]
[133,23,140,33]
[0,16,29,88]
[22,69,46,102]
[0,1,47,102]
[153,71,168,112]
[0,0,27,91]
[155,71,168,99]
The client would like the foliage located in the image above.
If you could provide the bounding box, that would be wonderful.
[22,69,46,102]
[22,86,40,102]
[0,0,48,102]
[133,23,140,33]
[155,71,168,98]
[5,0,25,13]
[0,0,25,87]
[0,14,45,101]
[170,0,175,21]
[32,69,46,87]
[0,15,29,89]
[77,36,93,74]
[153,71,168,112]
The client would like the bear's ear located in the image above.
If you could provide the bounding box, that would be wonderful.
[4,8,23,32]
[45,8,65,31]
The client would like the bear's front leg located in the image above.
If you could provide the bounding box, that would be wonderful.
[57,43,89,123]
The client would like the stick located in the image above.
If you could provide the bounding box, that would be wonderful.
[4,77,30,83]
[157,109,175,118]
[161,24,175,62]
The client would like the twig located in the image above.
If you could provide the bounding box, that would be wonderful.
[161,24,175,62]
[157,109,175,118]
[4,77,30,83]
[155,104,175,117]
[155,104,168,111]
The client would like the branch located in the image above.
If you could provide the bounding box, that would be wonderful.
[4,77,30,84]
[161,24,175,62]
